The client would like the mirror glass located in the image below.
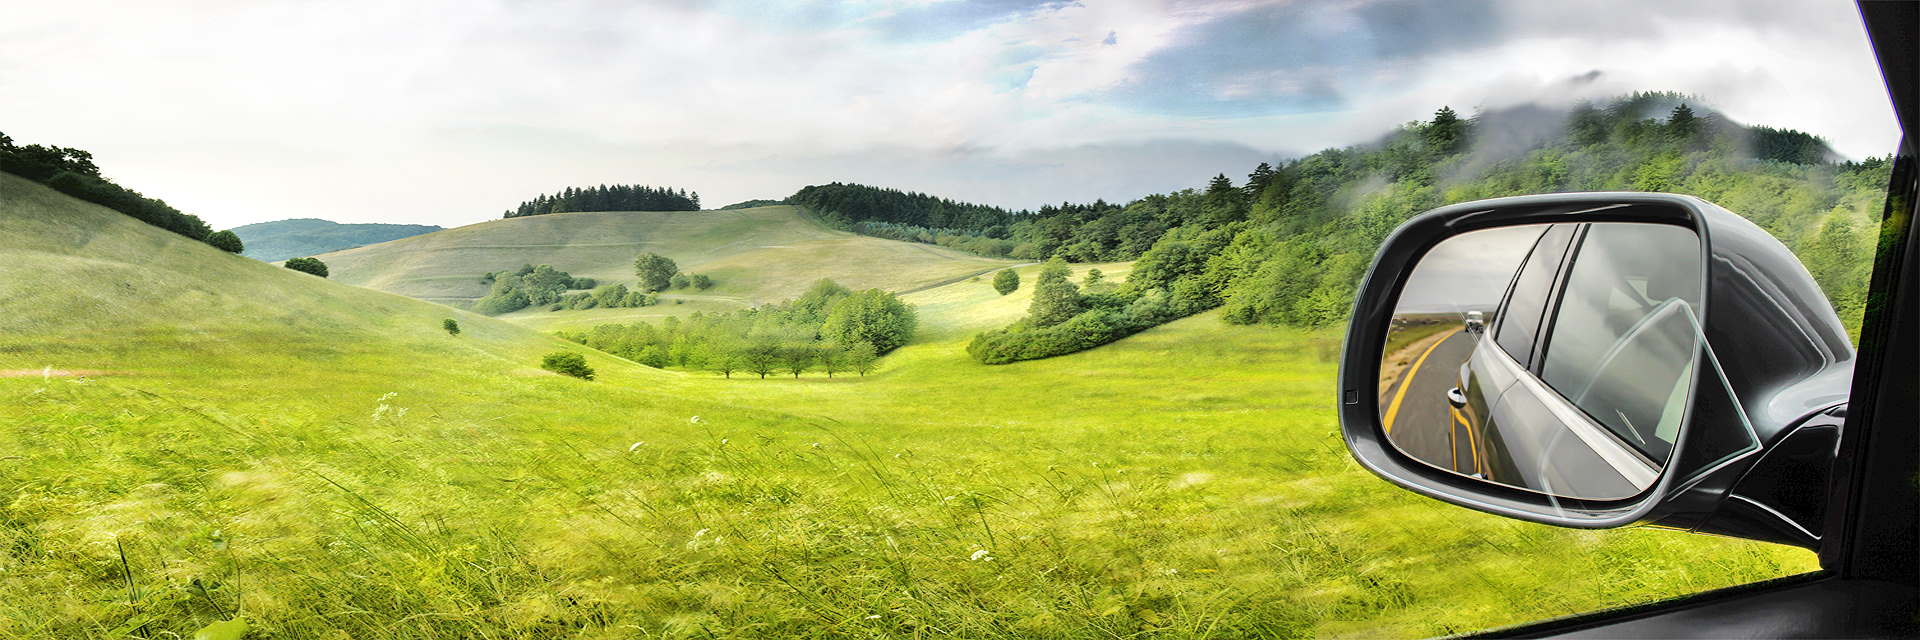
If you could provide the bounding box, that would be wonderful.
[1378,222,1703,500]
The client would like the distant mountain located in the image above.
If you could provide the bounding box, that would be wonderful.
[231,218,442,262]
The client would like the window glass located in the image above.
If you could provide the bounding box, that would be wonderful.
[1495,224,1576,367]
[1540,223,1703,462]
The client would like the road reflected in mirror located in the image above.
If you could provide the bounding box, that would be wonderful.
[1379,222,1702,500]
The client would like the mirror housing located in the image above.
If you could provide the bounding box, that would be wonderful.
[1339,193,1854,548]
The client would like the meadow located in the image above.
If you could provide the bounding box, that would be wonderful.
[314,205,1014,313]
[0,174,1815,638]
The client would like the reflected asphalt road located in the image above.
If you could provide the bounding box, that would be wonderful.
[1382,329,1477,472]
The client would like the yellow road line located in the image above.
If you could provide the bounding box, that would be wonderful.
[1383,328,1460,433]
[1456,409,1481,476]
[1447,406,1461,470]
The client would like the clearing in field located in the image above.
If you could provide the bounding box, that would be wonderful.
[0,174,1814,638]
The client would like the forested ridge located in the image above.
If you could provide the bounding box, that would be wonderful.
[0,131,217,243]
[788,93,1888,361]
[503,184,701,218]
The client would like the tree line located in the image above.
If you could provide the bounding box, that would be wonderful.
[558,279,913,378]
[936,91,1889,362]
[0,131,218,245]
[503,184,701,218]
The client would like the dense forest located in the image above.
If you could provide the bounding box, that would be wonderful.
[559,279,914,378]
[787,93,1888,362]
[0,131,216,243]
[503,184,701,218]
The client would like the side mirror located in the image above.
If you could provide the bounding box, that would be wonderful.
[1341,193,1855,548]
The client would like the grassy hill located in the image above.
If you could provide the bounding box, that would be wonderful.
[229,218,441,262]
[0,173,1814,638]
[313,205,1016,317]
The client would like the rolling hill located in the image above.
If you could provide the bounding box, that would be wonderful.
[313,205,1017,319]
[229,217,441,262]
[0,170,1813,637]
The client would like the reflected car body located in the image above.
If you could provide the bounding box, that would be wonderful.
[1447,222,1699,500]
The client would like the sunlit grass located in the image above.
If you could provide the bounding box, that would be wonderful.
[0,174,1814,638]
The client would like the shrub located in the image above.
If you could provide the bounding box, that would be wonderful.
[540,352,594,380]
[207,230,244,254]
[284,257,329,277]
[691,274,714,290]
[442,318,460,336]
[670,274,691,289]
[992,269,1019,295]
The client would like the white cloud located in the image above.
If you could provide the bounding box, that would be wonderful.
[0,0,1898,230]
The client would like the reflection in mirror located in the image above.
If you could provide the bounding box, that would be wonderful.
[1378,222,1702,500]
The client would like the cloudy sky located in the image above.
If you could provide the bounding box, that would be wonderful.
[1,0,1899,229]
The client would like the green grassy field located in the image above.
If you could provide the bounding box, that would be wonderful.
[0,174,1815,638]
[313,205,1016,316]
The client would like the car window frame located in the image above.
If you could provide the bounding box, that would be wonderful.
[1494,223,1579,369]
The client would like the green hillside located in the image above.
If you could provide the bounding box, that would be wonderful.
[0,174,1814,637]
[229,218,441,262]
[313,205,1016,318]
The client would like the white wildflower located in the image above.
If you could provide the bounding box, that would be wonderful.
[628,441,646,452]
[970,549,994,562]
[865,615,881,620]
[690,416,703,424]
[720,438,730,445]
[809,442,823,449]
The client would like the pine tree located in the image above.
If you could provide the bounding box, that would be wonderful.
[1668,103,1701,147]
[1245,162,1277,199]
[1426,106,1467,155]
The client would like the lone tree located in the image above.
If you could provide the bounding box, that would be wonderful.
[704,342,743,378]
[1083,268,1104,288]
[285,256,329,277]
[207,230,244,254]
[742,341,781,379]
[633,253,679,292]
[1027,258,1084,326]
[819,343,848,377]
[846,341,879,376]
[992,269,1020,295]
[540,352,594,380]
[781,343,816,378]
[442,318,461,336]
[821,289,917,353]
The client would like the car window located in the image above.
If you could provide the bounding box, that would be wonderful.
[1495,224,1576,367]
[1539,224,1704,461]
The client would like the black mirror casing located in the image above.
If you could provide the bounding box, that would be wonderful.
[1339,192,1854,546]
